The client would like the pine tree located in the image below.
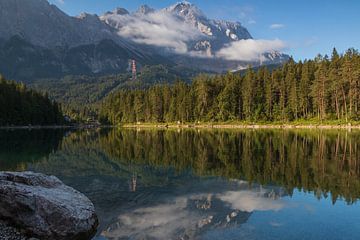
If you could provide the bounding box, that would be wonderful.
[287,60,299,120]
[242,68,255,120]
[328,48,341,119]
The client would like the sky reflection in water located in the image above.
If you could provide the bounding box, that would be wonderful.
[1,128,360,239]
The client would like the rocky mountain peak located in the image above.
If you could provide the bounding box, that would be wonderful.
[165,1,205,21]
[135,5,155,15]
[77,12,99,20]
[113,7,129,15]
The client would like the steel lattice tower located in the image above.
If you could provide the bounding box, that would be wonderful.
[131,60,137,81]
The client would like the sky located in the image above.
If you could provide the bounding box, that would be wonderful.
[48,0,360,61]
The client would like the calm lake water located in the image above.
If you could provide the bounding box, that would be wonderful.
[1,128,360,240]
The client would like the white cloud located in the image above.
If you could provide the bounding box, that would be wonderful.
[216,39,287,61]
[101,10,287,61]
[100,183,286,239]
[270,23,285,29]
[102,11,201,54]
[101,197,200,239]
[57,0,64,4]
[217,190,285,212]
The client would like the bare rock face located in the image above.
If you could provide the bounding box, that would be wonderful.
[0,171,98,240]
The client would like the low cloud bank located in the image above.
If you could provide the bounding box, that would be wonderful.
[216,39,287,61]
[104,11,200,54]
[103,9,287,61]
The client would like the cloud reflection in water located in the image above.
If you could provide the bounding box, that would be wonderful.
[100,181,286,240]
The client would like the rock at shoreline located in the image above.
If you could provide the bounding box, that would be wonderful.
[0,172,98,240]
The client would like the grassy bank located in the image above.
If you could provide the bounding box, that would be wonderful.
[120,120,360,130]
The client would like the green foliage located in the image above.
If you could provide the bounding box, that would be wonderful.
[0,76,63,126]
[30,64,199,121]
[102,48,360,124]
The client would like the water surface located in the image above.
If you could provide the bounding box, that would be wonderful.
[1,128,360,240]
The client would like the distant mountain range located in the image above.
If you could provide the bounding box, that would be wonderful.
[0,0,289,81]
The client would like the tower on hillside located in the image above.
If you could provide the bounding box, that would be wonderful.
[131,59,137,81]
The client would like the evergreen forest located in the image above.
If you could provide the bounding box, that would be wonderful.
[0,75,63,126]
[101,48,360,124]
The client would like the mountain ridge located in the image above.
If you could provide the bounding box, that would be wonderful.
[0,0,289,81]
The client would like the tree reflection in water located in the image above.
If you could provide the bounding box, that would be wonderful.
[2,128,360,239]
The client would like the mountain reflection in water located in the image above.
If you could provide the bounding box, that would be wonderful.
[100,180,284,240]
[1,128,360,239]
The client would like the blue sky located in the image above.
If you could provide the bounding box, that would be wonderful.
[49,0,360,61]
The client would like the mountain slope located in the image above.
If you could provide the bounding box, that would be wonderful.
[99,1,288,70]
[101,2,253,57]
[0,0,289,81]
[0,36,169,81]
[0,0,171,80]
[164,2,252,53]
[0,0,114,48]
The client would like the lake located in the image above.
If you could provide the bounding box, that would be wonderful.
[1,128,360,240]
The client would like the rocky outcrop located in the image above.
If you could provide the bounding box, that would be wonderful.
[0,171,98,240]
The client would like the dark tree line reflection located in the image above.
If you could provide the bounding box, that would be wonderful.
[99,129,360,204]
[1,128,360,204]
[0,129,65,170]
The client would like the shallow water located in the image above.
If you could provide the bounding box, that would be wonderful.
[1,128,360,240]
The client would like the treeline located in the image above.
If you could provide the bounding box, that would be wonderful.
[0,75,63,126]
[101,48,360,124]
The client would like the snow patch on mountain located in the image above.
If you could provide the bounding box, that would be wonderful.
[198,22,213,36]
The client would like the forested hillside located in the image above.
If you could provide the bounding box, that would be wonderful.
[0,75,63,126]
[101,48,360,124]
[29,64,200,120]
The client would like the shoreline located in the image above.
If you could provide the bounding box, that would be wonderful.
[0,125,109,130]
[1,124,360,130]
[0,125,73,130]
[121,123,360,130]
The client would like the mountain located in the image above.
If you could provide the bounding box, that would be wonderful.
[0,0,169,80]
[0,0,113,48]
[0,35,169,81]
[101,2,253,57]
[101,2,288,72]
[0,0,289,81]
[163,1,252,53]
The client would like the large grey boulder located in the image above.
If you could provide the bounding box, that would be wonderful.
[0,171,98,240]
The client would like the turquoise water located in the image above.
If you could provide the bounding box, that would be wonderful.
[1,128,360,239]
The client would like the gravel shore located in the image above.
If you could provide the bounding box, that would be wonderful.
[0,220,29,240]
